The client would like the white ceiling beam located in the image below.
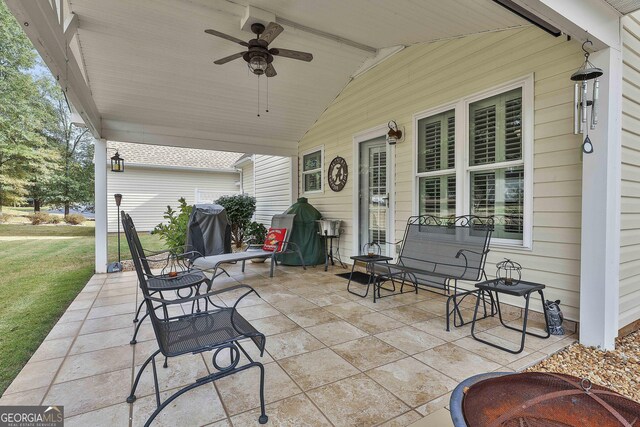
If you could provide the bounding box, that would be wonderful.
[101,120,298,157]
[515,0,621,50]
[63,12,78,45]
[5,0,102,138]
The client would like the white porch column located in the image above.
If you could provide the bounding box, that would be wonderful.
[290,155,299,203]
[579,46,623,350]
[94,138,108,273]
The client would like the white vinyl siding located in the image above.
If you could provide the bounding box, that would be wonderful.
[298,26,585,321]
[254,155,293,226]
[107,166,239,232]
[619,12,640,330]
[240,161,255,196]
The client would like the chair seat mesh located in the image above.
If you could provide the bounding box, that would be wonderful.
[147,272,207,291]
[156,308,264,356]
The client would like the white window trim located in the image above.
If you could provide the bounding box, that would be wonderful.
[301,145,324,194]
[412,74,534,250]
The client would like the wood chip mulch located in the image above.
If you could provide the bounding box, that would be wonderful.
[528,330,640,402]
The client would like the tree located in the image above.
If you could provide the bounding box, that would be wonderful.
[0,1,56,210]
[215,194,256,248]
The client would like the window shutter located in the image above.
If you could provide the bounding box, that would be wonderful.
[446,175,456,213]
[504,168,524,233]
[471,171,495,216]
[504,96,522,161]
[423,121,441,172]
[471,105,496,165]
[447,116,455,169]
[423,177,441,214]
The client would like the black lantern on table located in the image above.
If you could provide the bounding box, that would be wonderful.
[110,151,125,172]
[496,258,522,286]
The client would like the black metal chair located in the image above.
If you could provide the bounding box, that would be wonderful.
[122,212,268,426]
[122,211,213,345]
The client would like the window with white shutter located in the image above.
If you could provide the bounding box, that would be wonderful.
[414,80,530,246]
[302,147,323,193]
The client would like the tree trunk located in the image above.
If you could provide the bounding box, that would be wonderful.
[64,202,70,216]
[34,199,41,212]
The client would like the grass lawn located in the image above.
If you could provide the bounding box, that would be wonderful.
[0,223,164,394]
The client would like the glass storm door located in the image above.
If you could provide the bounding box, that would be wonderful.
[359,137,390,256]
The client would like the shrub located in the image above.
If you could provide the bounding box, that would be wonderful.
[246,221,268,244]
[64,213,85,225]
[0,213,13,223]
[50,215,62,224]
[28,212,52,225]
[152,197,192,253]
[215,194,256,248]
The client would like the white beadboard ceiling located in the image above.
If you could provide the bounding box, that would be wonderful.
[66,0,529,155]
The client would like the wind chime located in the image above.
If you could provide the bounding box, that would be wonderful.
[571,39,603,154]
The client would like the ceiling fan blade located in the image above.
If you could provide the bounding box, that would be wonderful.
[204,29,249,47]
[213,52,244,65]
[269,48,313,62]
[265,63,277,77]
[260,22,284,44]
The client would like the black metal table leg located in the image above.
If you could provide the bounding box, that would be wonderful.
[347,261,371,298]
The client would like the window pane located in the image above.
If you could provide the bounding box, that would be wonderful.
[469,88,522,166]
[419,175,456,217]
[304,171,321,192]
[418,110,455,173]
[303,151,321,172]
[470,167,523,239]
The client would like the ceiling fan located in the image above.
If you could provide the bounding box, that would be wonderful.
[205,22,313,77]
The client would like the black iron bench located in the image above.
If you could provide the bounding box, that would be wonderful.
[372,215,495,329]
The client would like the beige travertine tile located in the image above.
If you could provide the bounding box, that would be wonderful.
[86,302,135,320]
[506,351,548,371]
[43,368,131,417]
[453,335,533,365]
[411,298,449,316]
[134,353,209,398]
[414,343,502,382]
[270,296,318,314]
[55,345,133,383]
[346,311,405,334]
[306,320,368,346]
[236,303,281,321]
[4,358,64,395]
[381,305,438,324]
[0,387,47,406]
[248,314,299,336]
[45,321,83,340]
[412,317,472,342]
[303,293,350,307]
[92,294,135,308]
[286,307,339,328]
[408,408,454,427]
[323,301,375,320]
[415,392,452,416]
[29,337,74,362]
[79,313,134,335]
[366,357,457,407]
[132,383,226,427]
[307,374,409,427]
[266,329,325,360]
[230,393,331,427]
[65,403,130,427]
[58,308,89,324]
[279,348,358,390]
[332,336,406,370]
[378,410,423,427]
[216,362,301,415]
[69,327,134,355]
[482,323,556,351]
[376,326,446,355]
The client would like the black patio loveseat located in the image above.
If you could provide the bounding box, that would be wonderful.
[372,215,495,329]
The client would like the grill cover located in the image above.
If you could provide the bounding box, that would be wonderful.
[186,204,231,258]
[280,197,325,266]
[462,372,640,427]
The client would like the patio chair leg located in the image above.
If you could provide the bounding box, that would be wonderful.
[163,357,168,368]
[242,260,246,272]
[269,256,276,278]
[133,300,145,323]
[127,349,161,403]
[257,362,268,424]
[296,248,307,271]
[130,312,149,345]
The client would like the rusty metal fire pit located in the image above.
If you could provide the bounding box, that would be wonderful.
[450,372,640,427]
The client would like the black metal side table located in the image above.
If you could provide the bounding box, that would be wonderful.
[471,279,551,354]
[347,255,393,298]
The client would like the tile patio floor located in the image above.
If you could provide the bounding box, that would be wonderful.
[0,262,577,426]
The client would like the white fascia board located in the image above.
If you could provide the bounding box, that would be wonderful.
[102,120,298,157]
[104,162,240,174]
[233,157,254,168]
[5,1,102,138]
[517,0,621,50]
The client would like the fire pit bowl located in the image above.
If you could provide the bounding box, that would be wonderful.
[450,372,640,427]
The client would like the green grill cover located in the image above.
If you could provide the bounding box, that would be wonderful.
[281,197,325,266]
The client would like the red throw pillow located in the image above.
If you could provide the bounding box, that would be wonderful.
[263,228,287,252]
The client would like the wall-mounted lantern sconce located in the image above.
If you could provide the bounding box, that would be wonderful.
[387,120,404,145]
[571,39,602,154]
[110,151,125,172]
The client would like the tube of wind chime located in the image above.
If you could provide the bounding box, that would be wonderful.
[591,78,599,129]
[581,81,588,132]
[574,83,580,134]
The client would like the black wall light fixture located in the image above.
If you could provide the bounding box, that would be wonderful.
[387,121,404,145]
[492,0,562,37]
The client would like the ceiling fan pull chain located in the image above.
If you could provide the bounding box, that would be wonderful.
[257,75,260,118]
[266,76,269,113]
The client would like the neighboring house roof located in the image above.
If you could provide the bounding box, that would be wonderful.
[107,141,243,171]
[233,153,253,167]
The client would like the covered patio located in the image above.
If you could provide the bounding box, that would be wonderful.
[0,264,575,426]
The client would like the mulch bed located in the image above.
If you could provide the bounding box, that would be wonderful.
[528,330,640,402]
